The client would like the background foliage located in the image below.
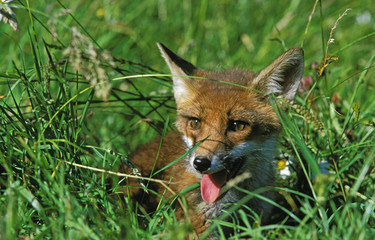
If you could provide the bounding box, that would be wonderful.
[0,0,374,239]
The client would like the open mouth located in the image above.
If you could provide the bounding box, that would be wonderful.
[200,158,245,204]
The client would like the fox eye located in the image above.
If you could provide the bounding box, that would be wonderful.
[188,117,201,130]
[228,120,248,132]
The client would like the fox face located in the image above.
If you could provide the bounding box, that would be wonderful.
[157,43,304,209]
[175,70,283,204]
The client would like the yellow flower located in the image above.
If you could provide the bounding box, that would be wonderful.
[277,159,287,170]
[96,8,105,18]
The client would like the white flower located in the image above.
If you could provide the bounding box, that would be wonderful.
[356,11,371,26]
[0,0,19,31]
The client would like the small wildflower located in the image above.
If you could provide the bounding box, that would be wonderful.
[319,160,330,175]
[277,159,287,170]
[278,162,291,179]
[311,160,330,181]
[96,8,105,18]
[276,152,294,179]
[298,75,313,93]
[356,11,371,25]
[311,61,319,69]
[0,0,19,31]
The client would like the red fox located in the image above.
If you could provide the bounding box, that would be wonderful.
[124,43,304,237]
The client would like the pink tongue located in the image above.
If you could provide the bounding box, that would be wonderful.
[201,171,227,204]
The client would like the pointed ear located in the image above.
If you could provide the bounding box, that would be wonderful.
[157,43,198,103]
[253,48,304,100]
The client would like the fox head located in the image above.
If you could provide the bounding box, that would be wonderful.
[157,43,304,204]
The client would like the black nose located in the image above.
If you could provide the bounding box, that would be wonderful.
[193,157,211,173]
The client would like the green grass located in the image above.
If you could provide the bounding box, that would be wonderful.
[1,0,374,239]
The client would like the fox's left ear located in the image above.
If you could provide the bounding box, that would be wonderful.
[253,48,304,100]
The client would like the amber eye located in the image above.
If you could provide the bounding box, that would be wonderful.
[228,120,248,132]
[188,118,201,130]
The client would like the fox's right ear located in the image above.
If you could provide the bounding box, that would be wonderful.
[157,43,198,103]
[253,48,304,101]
